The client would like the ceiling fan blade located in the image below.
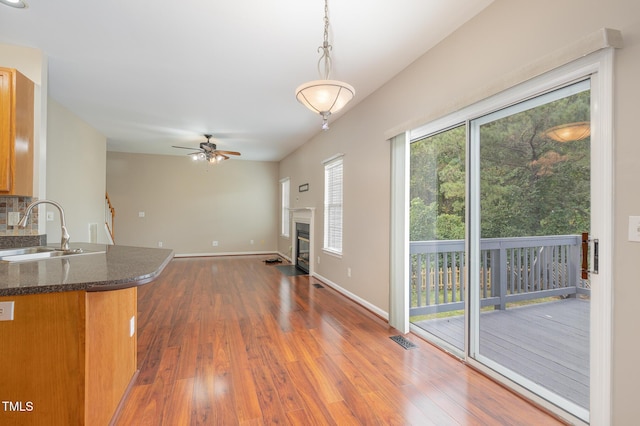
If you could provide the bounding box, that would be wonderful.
[215,150,241,156]
[172,145,200,150]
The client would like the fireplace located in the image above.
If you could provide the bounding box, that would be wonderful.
[290,207,314,275]
[296,222,310,273]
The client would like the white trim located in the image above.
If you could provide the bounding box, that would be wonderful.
[312,271,389,320]
[588,47,614,426]
[389,133,410,333]
[174,250,276,258]
[277,251,291,262]
[321,152,344,165]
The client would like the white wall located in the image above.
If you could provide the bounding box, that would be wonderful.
[279,0,640,422]
[46,99,108,244]
[106,151,278,255]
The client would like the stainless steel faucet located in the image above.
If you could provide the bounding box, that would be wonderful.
[18,199,70,251]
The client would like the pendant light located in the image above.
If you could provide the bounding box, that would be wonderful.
[0,0,27,8]
[544,121,591,142]
[296,0,355,131]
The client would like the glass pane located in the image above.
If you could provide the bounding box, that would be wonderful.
[409,125,466,352]
[475,83,590,414]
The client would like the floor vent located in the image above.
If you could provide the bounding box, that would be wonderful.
[312,283,324,289]
[390,335,418,350]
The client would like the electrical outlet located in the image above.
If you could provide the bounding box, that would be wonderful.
[158,241,163,248]
[347,267,352,278]
[250,240,254,245]
[212,241,219,247]
[8,212,20,226]
[0,301,15,321]
[629,216,640,242]
[47,211,54,221]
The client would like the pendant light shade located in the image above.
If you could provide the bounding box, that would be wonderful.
[296,0,355,130]
[296,79,355,127]
[544,121,591,142]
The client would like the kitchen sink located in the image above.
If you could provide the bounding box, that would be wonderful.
[0,246,103,263]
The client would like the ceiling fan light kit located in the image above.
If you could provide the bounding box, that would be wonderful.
[173,134,241,164]
[296,0,355,131]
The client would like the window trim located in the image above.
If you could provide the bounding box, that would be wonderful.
[323,154,344,256]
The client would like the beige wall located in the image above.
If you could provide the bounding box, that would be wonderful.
[106,151,278,255]
[279,0,640,422]
[46,99,108,244]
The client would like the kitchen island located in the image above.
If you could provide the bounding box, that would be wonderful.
[0,243,174,426]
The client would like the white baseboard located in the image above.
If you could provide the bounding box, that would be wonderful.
[311,272,389,321]
[277,251,292,262]
[174,250,276,258]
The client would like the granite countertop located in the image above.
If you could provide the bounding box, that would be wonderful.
[0,242,174,296]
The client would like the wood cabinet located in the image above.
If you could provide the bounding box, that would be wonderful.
[0,288,138,425]
[0,67,34,196]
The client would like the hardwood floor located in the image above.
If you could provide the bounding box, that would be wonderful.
[114,256,564,425]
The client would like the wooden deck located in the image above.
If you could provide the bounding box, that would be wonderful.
[414,297,589,410]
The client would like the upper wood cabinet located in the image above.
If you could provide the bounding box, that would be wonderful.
[0,67,34,196]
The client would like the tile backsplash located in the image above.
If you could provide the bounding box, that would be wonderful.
[0,196,39,236]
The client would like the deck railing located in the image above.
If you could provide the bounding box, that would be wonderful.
[410,235,590,317]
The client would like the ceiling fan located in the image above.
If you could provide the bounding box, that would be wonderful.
[172,134,241,164]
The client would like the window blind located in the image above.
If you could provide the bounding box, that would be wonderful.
[324,157,343,253]
[281,178,290,237]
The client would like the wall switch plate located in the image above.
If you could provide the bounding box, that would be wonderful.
[138,211,145,218]
[628,216,640,242]
[0,301,15,321]
[8,212,20,226]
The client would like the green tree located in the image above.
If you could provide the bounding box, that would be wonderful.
[410,89,590,241]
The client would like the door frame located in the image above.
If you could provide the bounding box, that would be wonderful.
[396,47,614,424]
[468,77,593,422]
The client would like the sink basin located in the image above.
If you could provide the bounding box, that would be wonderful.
[0,246,103,263]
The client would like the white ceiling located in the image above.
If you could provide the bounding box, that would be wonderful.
[0,0,493,161]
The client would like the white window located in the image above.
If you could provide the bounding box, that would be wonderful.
[323,155,343,254]
[280,178,290,237]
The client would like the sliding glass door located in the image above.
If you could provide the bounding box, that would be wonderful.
[409,125,466,354]
[408,74,602,422]
[469,80,591,419]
